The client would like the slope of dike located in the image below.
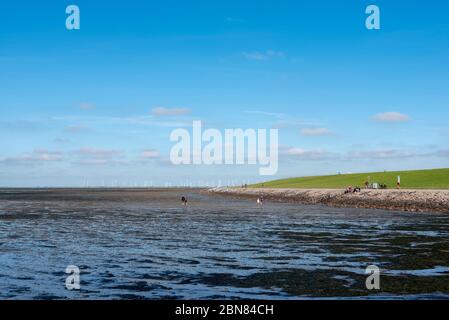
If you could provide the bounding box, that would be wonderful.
[208,188,449,213]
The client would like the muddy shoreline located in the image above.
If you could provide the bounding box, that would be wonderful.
[208,188,449,213]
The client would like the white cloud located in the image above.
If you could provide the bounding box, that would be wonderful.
[0,149,63,164]
[300,127,332,136]
[242,50,285,61]
[372,112,410,122]
[140,149,160,159]
[284,147,307,156]
[152,107,191,117]
[33,149,63,161]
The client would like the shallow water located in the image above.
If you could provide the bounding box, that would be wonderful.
[0,188,449,299]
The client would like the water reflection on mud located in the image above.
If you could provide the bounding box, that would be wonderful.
[1,188,448,299]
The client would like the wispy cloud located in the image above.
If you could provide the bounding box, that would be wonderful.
[372,112,410,123]
[244,110,320,128]
[242,50,285,61]
[244,110,287,119]
[139,149,160,159]
[279,146,447,162]
[65,124,90,133]
[300,127,332,137]
[71,147,126,166]
[54,114,191,128]
[347,149,418,159]
[436,149,449,157]
[54,138,72,144]
[0,119,41,131]
[79,102,95,110]
[274,119,321,129]
[75,159,111,165]
[281,147,335,160]
[152,107,191,117]
[74,148,124,160]
[0,149,63,165]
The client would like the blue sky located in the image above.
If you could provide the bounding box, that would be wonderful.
[1,0,449,187]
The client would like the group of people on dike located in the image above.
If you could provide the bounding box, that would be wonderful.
[344,186,361,194]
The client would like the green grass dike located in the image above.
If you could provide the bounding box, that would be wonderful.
[251,168,449,189]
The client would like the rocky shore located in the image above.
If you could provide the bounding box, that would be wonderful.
[208,187,449,213]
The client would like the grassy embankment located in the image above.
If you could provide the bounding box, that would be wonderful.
[251,168,449,190]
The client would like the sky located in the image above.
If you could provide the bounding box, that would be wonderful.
[1,0,449,187]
